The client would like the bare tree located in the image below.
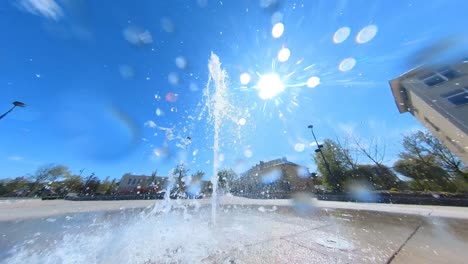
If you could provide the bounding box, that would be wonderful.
[351,135,387,168]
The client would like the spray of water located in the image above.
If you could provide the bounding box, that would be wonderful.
[204,52,232,225]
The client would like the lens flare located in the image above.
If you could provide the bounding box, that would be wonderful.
[240,73,251,85]
[277,47,291,62]
[356,25,378,44]
[338,58,356,72]
[306,76,320,88]
[271,22,284,38]
[294,143,305,152]
[256,74,285,100]
[333,27,350,44]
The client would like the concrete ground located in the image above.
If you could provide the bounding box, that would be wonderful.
[1,196,468,263]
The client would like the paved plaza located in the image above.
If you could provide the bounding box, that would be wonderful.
[1,197,468,263]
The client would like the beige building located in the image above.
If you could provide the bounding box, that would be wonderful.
[233,158,314,195]
[389,59,468,164]
[118,174,167,192]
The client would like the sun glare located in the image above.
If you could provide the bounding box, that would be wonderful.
[256,74,285,100]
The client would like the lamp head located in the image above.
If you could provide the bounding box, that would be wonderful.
[13,101,26,107]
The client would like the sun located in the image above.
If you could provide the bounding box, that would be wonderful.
[256,74,285,100]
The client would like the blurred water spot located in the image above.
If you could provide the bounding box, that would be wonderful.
[234,159,248,174]
[161,17,175,33]
[18,0,64,21]
[240,73,251,85]
[294,143,305,152]
[144,120,157,128]
[175,56,187,69]
[155,108,164,116]
[261,169,281,184]
[119,65,134,79]
[244,148,253,158]
[238,118,246,126]
[260,0,281,9]
[186,181,202,197]
[338,58,356,72]
[292,193,317,216]
[60,101,140,161]
[348,183,379,202]
[271,22,284,38]
[168,72,179,85]
[333,27,350,44]
[271,11,283,24]
[197,0,208,7]
[306,76,320,88]
[170,107,177,112]
[189,82,199,91]
[277,47,290,62]
[296,167,310,179]
[356,25,378,44]
[165,93,178,103]
[258,206,277,213]
[123,26,153,46]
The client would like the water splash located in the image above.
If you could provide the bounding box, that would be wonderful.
[203,52,232,225]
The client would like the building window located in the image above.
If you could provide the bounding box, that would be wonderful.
[424,117,440,132]
[445,136,467,154]
[127,179,132,184]
[442,87,468,106]
[419,67,461,87]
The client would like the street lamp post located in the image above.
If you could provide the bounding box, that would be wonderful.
[308,125,333,179]
[0,101,26,120]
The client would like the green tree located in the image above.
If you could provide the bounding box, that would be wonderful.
[30,164,71,195]
[346,164,401,191]
[150,170,158,185]
[192,170,205,181]
[394,157,454,192]
[83,173,100,194]
[97,177,111,194]
[392,131,468,192]
[0,182,7,196]
[4,177,30,196]
[217,169,238,193]
[63,174,84,193]
[313,139,354,192]
[172,163,189,197]
[107,179,117,195]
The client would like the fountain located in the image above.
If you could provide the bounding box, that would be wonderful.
[3,53,465,264]
[205,52,232,225]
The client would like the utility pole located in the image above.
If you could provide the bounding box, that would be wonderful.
[308,125,333,179]
[0,101,26,120]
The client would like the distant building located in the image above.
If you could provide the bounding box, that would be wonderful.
[118,174,167,193]
[117,173,212,196]
[233,157,315,196]
[390,59,468,164]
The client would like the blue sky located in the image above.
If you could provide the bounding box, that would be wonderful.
[1,0,467,180]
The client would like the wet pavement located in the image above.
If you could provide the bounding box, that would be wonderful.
[1,198,468,263]
[203,207,468,264]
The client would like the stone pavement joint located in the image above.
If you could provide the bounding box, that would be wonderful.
[386,222,423,264]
